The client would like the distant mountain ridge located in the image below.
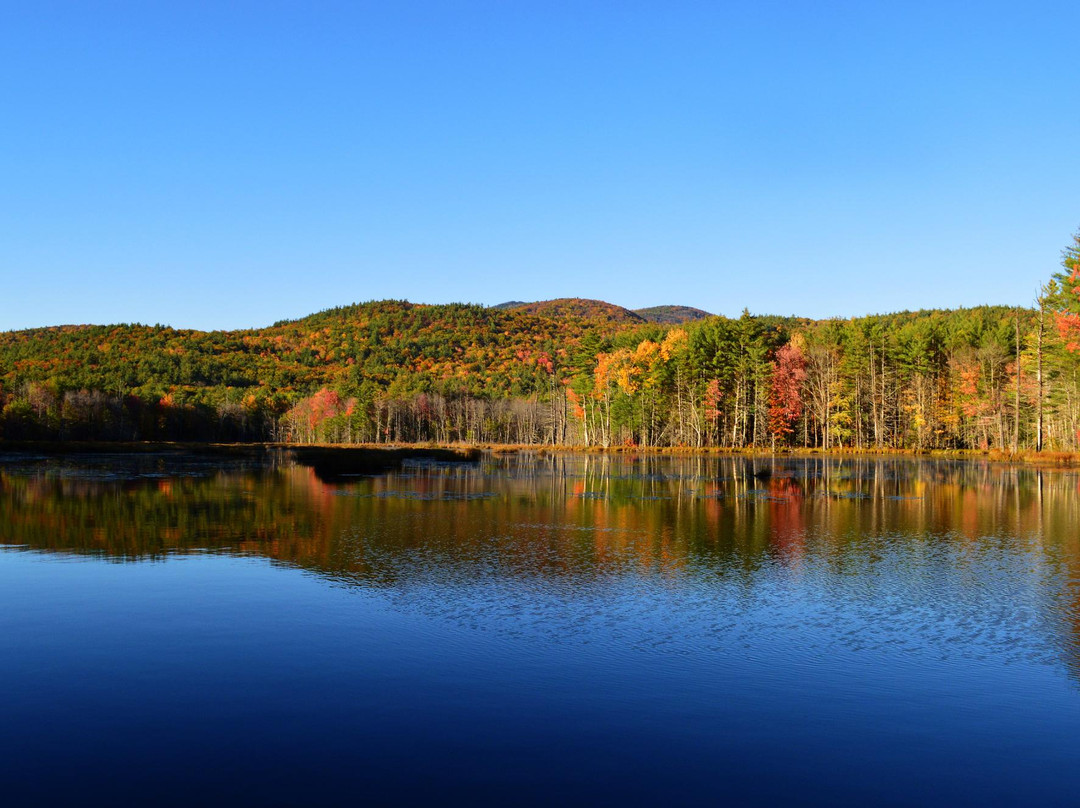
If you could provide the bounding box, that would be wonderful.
[508,299,644,324]
[632,305,713,324]
[492,299,712,324]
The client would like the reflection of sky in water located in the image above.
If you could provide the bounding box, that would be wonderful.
[2,453,1078,670]
[2,453,1080,804]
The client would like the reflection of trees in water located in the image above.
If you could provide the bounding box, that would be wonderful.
[4,453,1080,673]
[3,454,1080,564]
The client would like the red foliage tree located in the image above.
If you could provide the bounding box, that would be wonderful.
[285,387,345,442]
[703,379,722,423]
[768,342,807,444]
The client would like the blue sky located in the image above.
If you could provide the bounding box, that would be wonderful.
[2,1,1078,331]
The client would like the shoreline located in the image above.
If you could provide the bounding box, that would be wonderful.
[0,439,1076,468]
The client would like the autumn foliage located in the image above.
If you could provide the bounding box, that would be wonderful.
[1054,232,1080,351]
[4,230,1080,451]
[768,342,807,443]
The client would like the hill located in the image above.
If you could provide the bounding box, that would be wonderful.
[0,299,651,424]
[494,298,645,324]
[493,299,712,325]
[634,305,713,324]
[0,299,1058,453]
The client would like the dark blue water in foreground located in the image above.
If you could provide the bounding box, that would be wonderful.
[1,453,1079,806]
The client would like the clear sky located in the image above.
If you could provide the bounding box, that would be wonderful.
[2,1,1078,331]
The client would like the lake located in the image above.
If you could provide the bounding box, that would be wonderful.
[2,451,1079,806]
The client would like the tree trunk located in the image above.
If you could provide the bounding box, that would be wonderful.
[1013,311,1020,452]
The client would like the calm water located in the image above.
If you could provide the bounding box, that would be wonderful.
[2,452,1080,806]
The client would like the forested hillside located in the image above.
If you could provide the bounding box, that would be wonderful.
[498,298,645,324]
[633,306,713,324]
[3,233,1080,451]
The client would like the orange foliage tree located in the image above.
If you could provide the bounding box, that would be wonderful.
[1054,230,1080,351]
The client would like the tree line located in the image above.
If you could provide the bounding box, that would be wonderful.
[3,233,1080,451]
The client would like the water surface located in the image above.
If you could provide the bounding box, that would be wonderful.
[2,452,1079,805]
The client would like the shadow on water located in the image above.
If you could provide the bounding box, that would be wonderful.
[289,445,482,482]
